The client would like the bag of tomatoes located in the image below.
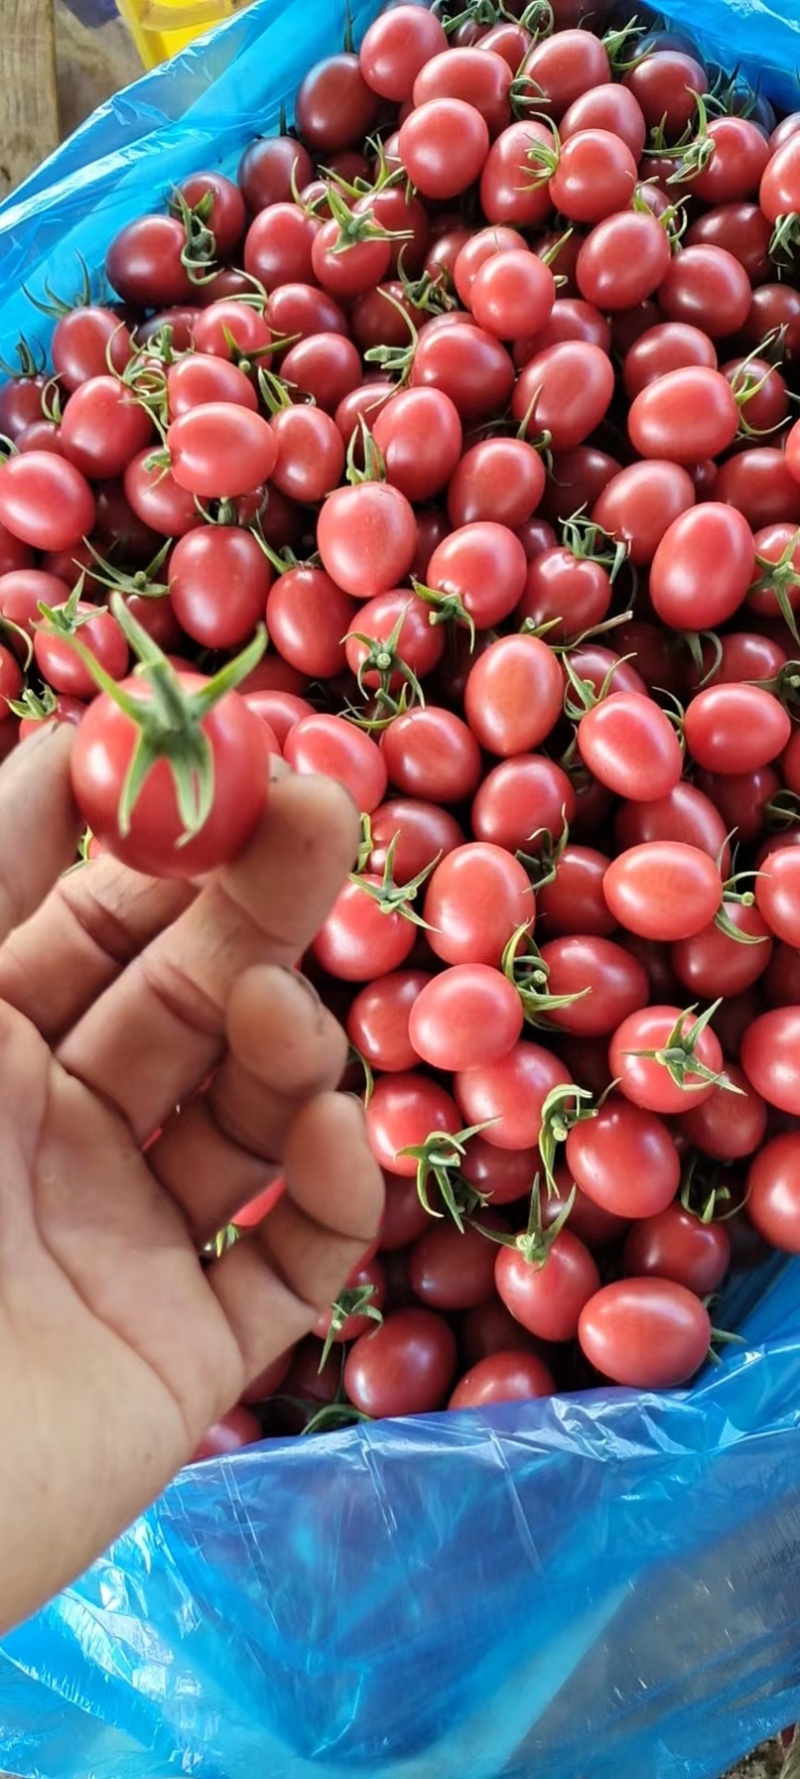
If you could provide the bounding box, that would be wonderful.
[3,1,800,1777]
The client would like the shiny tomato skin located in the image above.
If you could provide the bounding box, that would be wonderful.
[454,1039,571,1151]
[469,249,556,339]
[348,970,432,1075]
[577,693,682,802]
[539,935,650,1037]
[447,438,546,530]
[591,460,696,567]
[285,714,386,814]
[372,388,463,505]
[610,1004,725,1114]
[167,404,277,499]
[269,405,345,505]
[578,1279,711,1388]
[409,964,523,1071]
[521,29,611,118]
[541,1162,630,1247]
[382,707,482,804]
[412,47,513,136]
[345,1308,458,1417]
[576,211,671,310]
[125,451,204,538]
[603,843,722,942]
[169,526,271,650]
[496,1229,600,1342]
[614,783,730,871]
[61,375,153,479]
[536,846,617,938]
[680,1064,767,1161]
[565,1098,680,1218]
[366,798,464,882]
[517,546,611,643]
[314,1257,388,1347]
[756,847,800,947]
[684,685,791,775]
[449,1349,555,1408]
[0,452,95,552]
[344,590,445,691]
[424,842,534,968]
[365,1072,460,1176]
[106,214,192,308]
[34,605,128,700]
[657,245,752,338]
[295,52,380,151]
[560,81,646,157]
[167,353,258,418]
[480,120,556,228]
[649,505,755,630]
[623,1206,731,1296]
[358,5,448,101]
[746,1132,800,1253]
[715,447,800,530]
[511,341,615,451]
[628,368,739,462]
[409,1214,509,1313]
[312,878,416,982]
[741,1008,800,1114]
[266,566,353,682]
[399,98,490,199]
[464,634,564,756]
[672,901,773,999]
[70,673,268,879]
[317,483,417,599]
[471,755,577,856]
[549,128,638,223]
[426,520,527,629]
[622,323,718,400]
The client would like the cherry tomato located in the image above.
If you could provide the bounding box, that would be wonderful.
[565,1098,680,1217]
[269,405,345,506]
[756,846,800,948]
[604,841,723,943]
[747,1132,800,1252]
[672,896,773,998]
[623,48,707,134]
[0,452,95,552]
[295,52,380,151]
[238,135,313,210]
[365,1073,460,1176]
[539,935,649,1037]
[399,98,490,198]
[447,438,546,530]
[454,226,529,306]
[410,1213,509,1312]
[372,388,463,504]
[576,211,671,310]
[521,28,611,118]
[684,684,791,775]
[167,354,258,418]
[649,504,755,630]
[578,692,683,802]
[480,120,556,228]
[366,797,464,882]
[410,321,514,420]
[517,545,612,642]
[409,963,523,1071]
[657,245,752,338]
[579,1278,711,1387]
[51,306,133,392]
[469,249,555,340]
[715,448,800,529]
[413,46,512,135]
[471,755,577,855]
[267,283,348,345]
[760,134,800,225]
[680,1064,767,1161]
[425,521,527,632]
[449,1348,555,1408]
[178,170,245,257]
[622,323,718,400]
[628,368,739,462]
[63,378,151,487]
[550,128,637,221]
[106,214,193,308]
[536,845,616,938]
[591,461,696,568]
[623,1206,730,1296]
[741,1008,800,1114]
[34,603,128,700]
[347,970,432,1074]
[169,526,271,649]
[381,707,482,804]
[124,451,203,539]
[496,1227,600,1341]
[511,341,615,450]
[425,841,534,969]
[560,81,646,158]
[359,5,448,101]
[312,876,417,982]
[166,404,277,499]
[379,1171,432,1251]
[455,1039,570,1150]
[464,635,564,757]
[314,1256,388,1347]
[266,566,354,681]
[345,1308,457,1417]
[611,1003,725,1113]
[317,483,417,599]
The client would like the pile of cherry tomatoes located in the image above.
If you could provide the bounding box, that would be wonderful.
[3,0,800,1454]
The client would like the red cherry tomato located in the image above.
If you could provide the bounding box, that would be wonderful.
[623,1206,731,1296]
[579,1279,711,1388]
[347,970,432,1074]
[449,1349,555,1408]
[496,1228,600,1341]
[345,1309,457,1417]
[399,98,490,199]
[680,1064,767,1161]
[610,1004,725,1114]
[381,707,482,804]
[0,453,95,552]
[285,714,387,814]
[317,483,417,599]
[578,692,683,802]
[409,1213,509,1312]
[464,634,564,756]
[741,1008,800,1114]
[365,1073,460,1176]
[424,842,534,968]
[565,1098,680,1218]
[409,963,523,1071]
[454,1039,571,1150]
[747,1132,800,1252]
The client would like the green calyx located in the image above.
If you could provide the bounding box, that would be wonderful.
[318,1284,383,1372]
[346,602,426,709]
[749,530,800,647]
[169,188,220,286]
[400,1120,496,1229]
[537,1081,596,1194]
[502,923,590,1028]
[412,577,476,649]
[625,1001,742,1095]
[349,831,438,929]
[66,592,266,843]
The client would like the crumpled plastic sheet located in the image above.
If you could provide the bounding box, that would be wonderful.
[1,3,800,1774]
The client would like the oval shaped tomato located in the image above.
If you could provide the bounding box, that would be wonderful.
[577,693,682,803]
[628,367,739,462]
[347,970,431,1076]
[312,877,416,982]
[464,635,563,756]
[409,1214,509,1313]
[684,684,791,775]
[409,963,523,1071]
[448,1350,555,1409]
[412,47,512,136]
[536,845,617,938]
[672,901,773,999]
[579,1279,711,1387]
[366,797,464,882]
[470,249,556,340]
[746,1132,800,1253]
[680,1064,767,1161]
[649,504,755,630]
[511,341,615,451]
[622,323,718,400]
[269,405,345,505]
[372,387,463,505]
[517,546,611,643]
[0,452,95,552]
[345,1308,458,1416]
[576,211,672,310]
[471,755,577,856]
[71,672,268,879]
[623,1206,730,1296]
[756,846,800,947]
[424,842,534,968]
[379,1171,432,1252]
[610,1004,725,1113]
[365,1073,460,1177]
[425,521,527,630]
[34,604,128,700]
[399,97,490,198]
[359,5,448,102]
[167,403,277,499]
[539,935,650,1037]
[317,482,417,599]
[454,1039,571,1150]
[565,1098,680,1218]
[285,713,387,814]
[603,842,722,941]
[169,526,271,650]
[741,1008,800,1114]
[447,437,546,530]
[61,376,153,480]
[381,707,482,804]
[496,1228,600,1341]
[614,782,730,870]
[657,245,752,338]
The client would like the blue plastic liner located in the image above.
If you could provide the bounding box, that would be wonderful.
[2,4,800,1774]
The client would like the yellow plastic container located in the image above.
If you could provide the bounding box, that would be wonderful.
[116,0,253,69]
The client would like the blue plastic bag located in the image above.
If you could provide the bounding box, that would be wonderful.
[2,4,800,1775]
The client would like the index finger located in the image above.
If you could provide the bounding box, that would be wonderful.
[0,727,80,944]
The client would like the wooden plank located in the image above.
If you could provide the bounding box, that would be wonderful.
[0,0,59,196]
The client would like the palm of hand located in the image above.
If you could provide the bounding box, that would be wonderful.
[0,729,381,1632]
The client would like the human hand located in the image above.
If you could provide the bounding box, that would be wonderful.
[0,726,383,1633]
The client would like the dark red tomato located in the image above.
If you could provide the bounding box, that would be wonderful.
[760,134,800,225]
[167,403,277,499]
[469,250,555,341]
[699,764,780,846]
[567,643,646,700]
[496,1227,600,1341]
[412,47,512,136]
[714,449,800,529]
[34,603,128,700]
[365,1073,460,1176]
[739,1010,800,1102]
[612,619,683,698]
[517,547,611,642]
[479,120,555,228]
[684,684,791,774]
[765,942,800,1010]
[560,81,646,159]
[410,1213,509,1312]
[541,1160,630,1247]
[511,341,615,450]
[379,1171,431,1251]
[649,504,755,629]
[317,483,417,599]
[756,847,800,947]
[680,1063,767,1161]
[749,522,800,622]
[314,1256,388,1347]
[399,98,490,198]
[742,283,800,362]
[536,846,616,938]
[168,527,271,649]
[124,451,204,538]
[459,1137,537,1209]
[71,670,268,879]
[0,644,22,714]
[578,693,683,802]
[0,373,51,444]
[464,635,564,757]
[565,1097,680,1217]
[604,843,722,942]
[687,629,787,687]
[592,461,696,567]
[425,521,527,630]
[425,842,534,969]
[285,714,386,814]
[136,305,201,349]
[350,282,417,355]
[366,797,464,882]
[51,306,133,392]
[381,707,482,804]
[106,214,193,307]
[622,323,718,400]
[335,380,395,449]
[347,970,432,1074]
[243,203,320,287]
[615,783,730,871]
[0,452,95,553]
[579,1278,711,1387]
[190,1405,262,1464]
[691,115,770,203]
[455,1039,570,1150]
[540,448,623,531]
[166,354,258,419]
[0,524,34,576]
[243,689,311,748]
[295,52,380,151]
[266,283,348,345]
[372,388,462,505]
[449,1348,555,1408]
[623,1206,731,1296]
[686,204,772,284]
[521,28,611,118]
[447,438,545,530]
[623,49,707,135]
[312,877,417,982]
[480,19,534,69]
[539,935,649,1037]
[619,934,681,1004]
[576,212,671,310]
[471,755,577,856]
[747,1132,800,1252]
[269,405,344,505]
[312,214,392,302]
[610,1003,725,1113]
[628,367,739,462]
[712,987,764,1064]
[358,5,448,101]
[178,170,245,258]
[770,114,800,154]
[15,419,62,456]
[410,321,514,421]
[345,1308,457,1416]
[0,569,70,650]
[242,1347,293,1406]
[409,963,523,1071]
[514,297,612,363]
[550,128,637,222]
[345,589,445,691]
[238,135,313,210]
[515,516,558,563]
[783,728,800,795]
[657,245,751,338]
